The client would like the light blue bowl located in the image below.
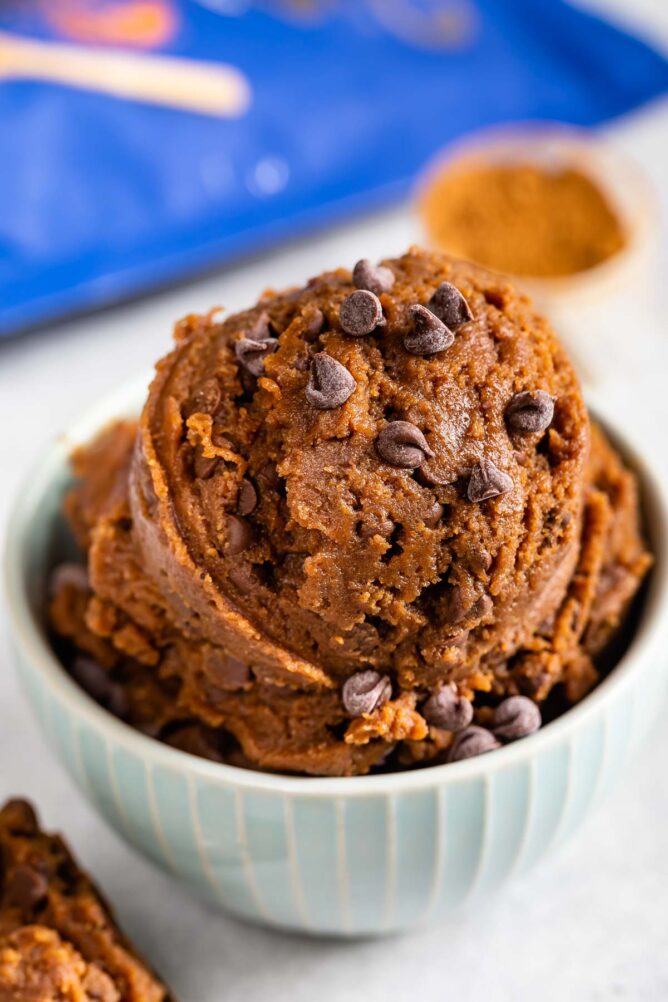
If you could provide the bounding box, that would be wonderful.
[4,379,667,936]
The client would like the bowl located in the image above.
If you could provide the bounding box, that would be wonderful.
[4,377,668,937]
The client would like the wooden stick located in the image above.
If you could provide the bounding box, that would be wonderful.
[0,31,251,118]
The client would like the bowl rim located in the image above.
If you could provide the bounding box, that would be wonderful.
[3,374,667,798]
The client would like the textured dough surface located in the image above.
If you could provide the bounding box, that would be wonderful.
[0,800,170,1002]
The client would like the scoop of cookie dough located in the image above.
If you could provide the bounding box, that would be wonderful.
[132,247,588,686]
[52,247,651,776]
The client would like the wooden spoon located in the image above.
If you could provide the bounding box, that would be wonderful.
[0,30,251,117]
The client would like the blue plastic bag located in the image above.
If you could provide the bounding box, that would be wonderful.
[0,0,666,336]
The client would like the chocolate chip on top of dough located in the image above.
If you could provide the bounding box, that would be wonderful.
[428,280,473,327]
[302,306,325,340]
[449,726,501,762]
[352,258,395,295]
[248,311,273,341]
[506,390,555,434]
[193,446,218,480]
[234,311,278,376]
[422,683,473,731]
[339,289,386,336]
[467,457,513,502]
[424,499,444,527]
[226,515,254,554]
[376,420,434,468]
[185,377,221,417]
[493,695,542,740]
[235,334,278,376]
[404,304,455,356]
[305,352,356,409]
[342,669,392,716]
[237,478,258,516]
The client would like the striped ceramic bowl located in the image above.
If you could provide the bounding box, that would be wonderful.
[4,378,667,936]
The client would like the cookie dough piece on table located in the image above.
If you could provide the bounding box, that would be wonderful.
[0,799,171,1001]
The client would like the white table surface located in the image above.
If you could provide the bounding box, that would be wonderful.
[1,3,668,999]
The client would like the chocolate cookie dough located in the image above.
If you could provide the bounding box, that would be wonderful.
[49,248,651,776]
[0,799,170,1001]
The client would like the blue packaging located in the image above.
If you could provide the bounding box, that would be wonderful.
[0,0,666,336]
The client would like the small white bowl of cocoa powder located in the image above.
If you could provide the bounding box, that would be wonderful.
[416,123,660,386]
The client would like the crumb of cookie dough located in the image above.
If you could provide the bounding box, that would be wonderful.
[0,800,171,1002]
[344,692,428,746]
[49,247,651,777]
[0,926,120,1002]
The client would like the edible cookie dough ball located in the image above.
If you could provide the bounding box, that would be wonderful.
[54,247,652,775]
[130,247,589,699]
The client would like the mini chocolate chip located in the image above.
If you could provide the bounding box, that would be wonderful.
[445,586,492,627]
[342,670,392,716]
[186,378,222,418]
[424,499,444,527]
[248,311,273,340]
[257,461,280,490]
[211,425,237,450]
[227,562,261,594]
[471,593,493,622]
[235,335,278,377]
[467,458,513,503]
[448,726,500,762]
[428,282,473,326]
[193,446,219,480]
[5,864,48,909]
[376,421,434,469]
[493,696,542,740]
[442,585,467,625]
[359,516,395,540]
[226,515,254,555]
[302,307,325,340]
[506,391,555,434]
[305,352,356,410]
[237,478,258,516]
[423,684,473,732]
[473,549,493,572]
[404,305,454,356]
[339,290,385,337]
[204,651,252,691]
[352,258,395,295]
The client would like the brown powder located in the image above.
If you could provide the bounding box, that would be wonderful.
[419,162,626,277]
